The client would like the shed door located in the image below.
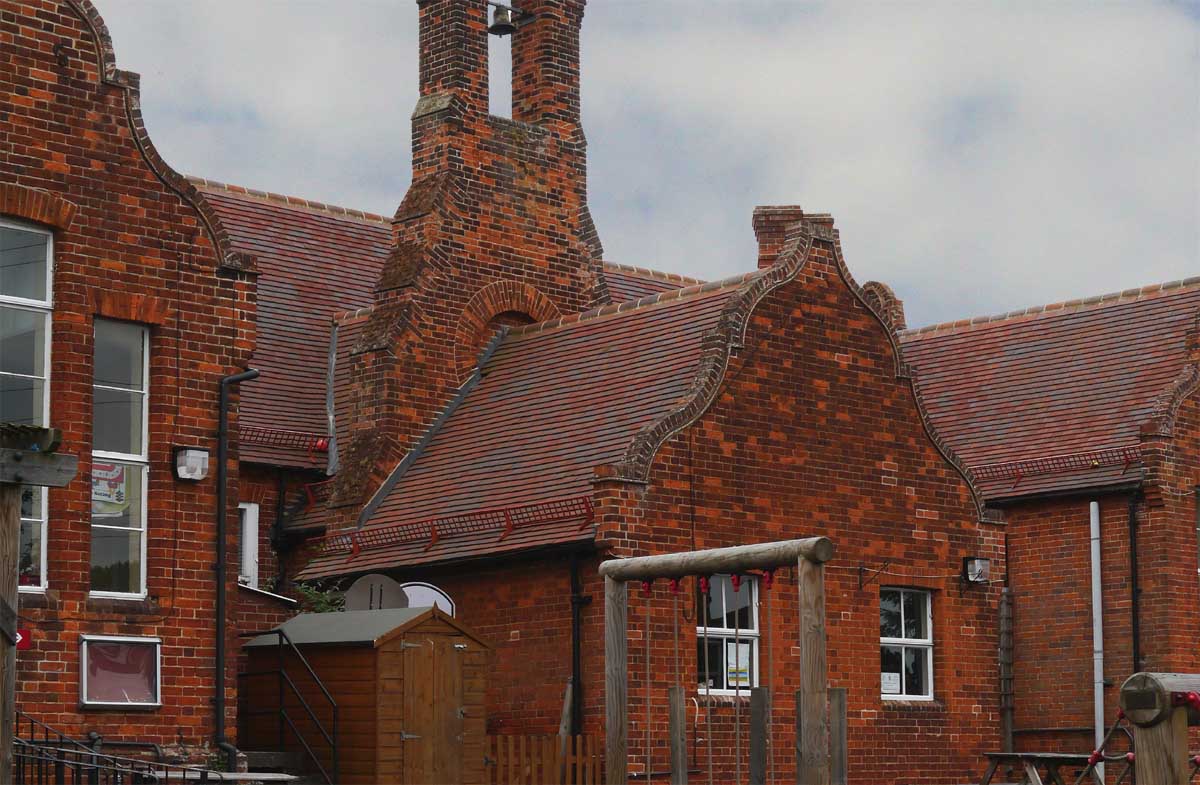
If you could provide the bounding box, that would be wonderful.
[402,636,464,784]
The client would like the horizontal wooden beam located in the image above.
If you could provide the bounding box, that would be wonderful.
[0,448,78,488]
[598,537,833,582]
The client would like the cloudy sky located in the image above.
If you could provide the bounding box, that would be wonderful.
[100,1,1198,327]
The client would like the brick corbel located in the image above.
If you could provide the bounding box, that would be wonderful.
[0,183,78,230]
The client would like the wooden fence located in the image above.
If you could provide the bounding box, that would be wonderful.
[486,734,602,784]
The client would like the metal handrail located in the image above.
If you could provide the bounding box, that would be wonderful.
[238,628,339,785]
[14,739,229,783]
[15,709,95,753]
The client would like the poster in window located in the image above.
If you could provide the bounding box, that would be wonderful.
[91,462,128,517]
[725,641,751,687]
[881,671,902,694]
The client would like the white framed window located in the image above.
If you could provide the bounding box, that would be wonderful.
[80,635,161,708]
[400,581,455,615]
[696,574,758,695]
[1,218,53,592]
[90,319,149,599]
[238,502,259,588]
[880,587,934,700]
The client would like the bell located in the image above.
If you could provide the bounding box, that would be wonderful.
[488,6,517,36]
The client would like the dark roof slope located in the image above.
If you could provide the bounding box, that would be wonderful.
[300,273,760,578]
[901,278,1200,500]
[192,178,391,467]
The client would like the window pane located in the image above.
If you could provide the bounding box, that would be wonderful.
[904,647,929,697]
[701,577,725,628]
[880,590,901,638]
[697,636,725,691]
[725,638,754,689]
[93,387,144,455]
[0,306,47,376]
[19,485,40,520]
[903,591,928,640]
[881,645,903,694]
[19,520,41,587]
[94,320,145,390]
[725,580,753,630]
[91,462,144,528]
[90,528,142,594]
[84,641,157,704]
[0,226,49,302]
[0,375,44,427]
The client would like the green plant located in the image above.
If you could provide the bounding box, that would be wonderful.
[294,581,345,613]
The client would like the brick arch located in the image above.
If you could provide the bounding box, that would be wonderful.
[455,281,560,375]
[0,183,78,230]
[861,280,907,332]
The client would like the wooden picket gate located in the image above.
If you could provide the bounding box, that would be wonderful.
[486,734,602,784]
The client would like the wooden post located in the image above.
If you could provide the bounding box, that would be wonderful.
[668,686,688,785]
[749,687,769,785]
[605,577,628,785]
[1119,672,1200,785]
[0,426,78,785]
[829,688,847,785]
[796,556,829,785]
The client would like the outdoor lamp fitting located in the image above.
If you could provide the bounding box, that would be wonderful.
[961,556,991,585]
[173,447,210,482]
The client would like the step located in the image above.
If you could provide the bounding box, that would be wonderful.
[161,772,299,782]
[242,750,304,772]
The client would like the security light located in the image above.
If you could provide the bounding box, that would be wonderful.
[962,556,991,585]
[173,447,210,482]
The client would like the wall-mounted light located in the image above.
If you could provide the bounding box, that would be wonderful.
[173,447,210,482]
[962,556,991,585]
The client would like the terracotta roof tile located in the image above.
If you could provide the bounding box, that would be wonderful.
[602,261,704,302]
[901,279,1200,500]
[299,276,750,578]
[194,180,391,468]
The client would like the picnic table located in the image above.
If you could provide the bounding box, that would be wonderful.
[979,751,1103,785]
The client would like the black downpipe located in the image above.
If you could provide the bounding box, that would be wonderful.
[216,368,259,771]
[1127,492,1142,673]
[569,553,592,736]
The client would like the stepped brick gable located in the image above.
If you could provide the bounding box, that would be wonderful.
[1,0,254,754]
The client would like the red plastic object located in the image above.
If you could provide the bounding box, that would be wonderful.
[730,574,742,593]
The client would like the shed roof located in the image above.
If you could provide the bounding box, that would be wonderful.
[243,606,487,648]
[900,278,1200,501]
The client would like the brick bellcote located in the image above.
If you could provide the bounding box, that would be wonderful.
[328,0,610,527]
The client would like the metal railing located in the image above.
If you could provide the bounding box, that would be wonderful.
[14,740,228,784]
[238,628,338,785]
[14,710,227,784]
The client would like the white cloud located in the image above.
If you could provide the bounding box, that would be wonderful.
[100,0,1198,326]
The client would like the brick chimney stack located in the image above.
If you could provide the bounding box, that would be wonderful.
[416,0,489,109]
[511,0,585,130]
[752,206,806,268]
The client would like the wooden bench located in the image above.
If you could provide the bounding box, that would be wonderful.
[979,752,1101,785]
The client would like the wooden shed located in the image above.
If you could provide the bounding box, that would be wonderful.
[240,607,490,784]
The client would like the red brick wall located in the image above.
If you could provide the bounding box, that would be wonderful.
[1002,494,1134,753]
[597,234,1004,784]
[3,0,254,753]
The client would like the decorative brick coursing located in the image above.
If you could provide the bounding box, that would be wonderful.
[0,182,77,229]
[4,0,255,752]
[861,280,908,332]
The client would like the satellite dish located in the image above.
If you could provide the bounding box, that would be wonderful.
[399,582,455,616]
[344,574,407,611]
[344,575,456,616]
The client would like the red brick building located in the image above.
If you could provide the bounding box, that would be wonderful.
[901,280,1200,758]
[1,0,255,760]
[6,0,1196,782]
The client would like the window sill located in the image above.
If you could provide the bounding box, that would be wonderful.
[696,691,753,706]
[79,702,161,712]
